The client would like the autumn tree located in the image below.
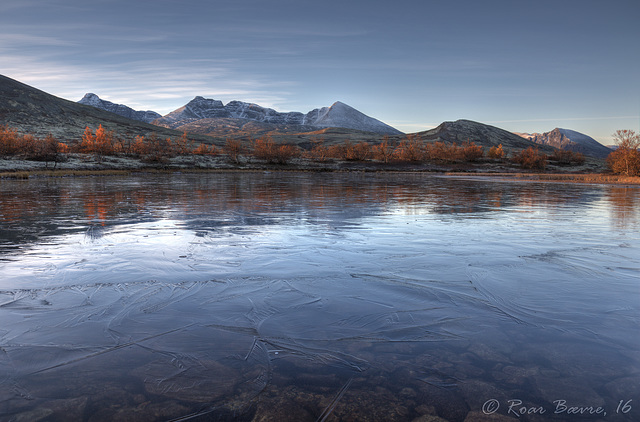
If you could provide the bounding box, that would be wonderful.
[147,134,175,162]
[224,139,244,163]
[79,126,95,153]
[252,137,299,164]
[394,134,425,162]
[511,147,547,170]
[347,141,371,161]
[193,143,218,155]
[549,149,585,166]
[424,141,448,161]
[174,132,192,155]
[0,125,20,156]
[327,141,350,160]
[607,129,640,176]
[460,142,484,162]
[488,144,505,159]
[94,124,114,157]
[113,134,130,154]
[304,138,329,162]
[372,137,394,163]
[131,135,148,156]
[29,134,67,167]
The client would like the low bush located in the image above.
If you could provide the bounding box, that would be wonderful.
[511,147,547,170]
[488,144,505,159]
[549,149,586,166]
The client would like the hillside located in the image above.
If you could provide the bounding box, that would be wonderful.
[518,128,612,158]
[417,119,557,153]
[0,75,210,143]
[153,97,403,136]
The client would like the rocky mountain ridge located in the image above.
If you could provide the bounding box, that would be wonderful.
[517,128,611,158]
[152,97,403,136]
[0,74,607,164]
[79,93,161,123]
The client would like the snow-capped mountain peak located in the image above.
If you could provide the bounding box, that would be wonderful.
[154,97,403,135]
[78,93,161,124]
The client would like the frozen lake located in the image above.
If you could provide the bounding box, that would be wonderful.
[0,172,638,421]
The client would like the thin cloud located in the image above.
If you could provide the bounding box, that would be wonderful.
[488,116,639,124]
[0,33,78,47]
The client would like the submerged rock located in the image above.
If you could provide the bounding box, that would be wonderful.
[463,410,519,421]
[412,414,450,422]
[89,400,192,422]
[533,377,604,408]
[604,376,640,400]
[133,358,241,402]
[8,396,88,422]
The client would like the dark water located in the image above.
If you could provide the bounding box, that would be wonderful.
[0,172,638,421]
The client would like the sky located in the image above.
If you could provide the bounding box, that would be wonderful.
[1,0,639,144]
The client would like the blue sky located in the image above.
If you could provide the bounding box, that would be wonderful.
[1,0,638,143]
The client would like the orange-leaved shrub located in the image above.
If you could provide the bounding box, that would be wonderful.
[371,139,394,163]
[511,147,547,170]
[607,130,640,176]
[252,137,300,164]
[488,144,505,159]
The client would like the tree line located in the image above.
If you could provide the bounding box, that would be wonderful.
[2,124,638,174]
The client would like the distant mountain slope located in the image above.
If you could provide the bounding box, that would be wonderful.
[305,101,403,134]
[79,93,161,123]
[417,119,556,153]
[517,128,611,158]
[0,74,209,142]
[172,117,319,139]
[153,97,403,136]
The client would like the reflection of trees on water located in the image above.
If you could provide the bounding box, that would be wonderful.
[0,174,637,253]
[606,187,640,229]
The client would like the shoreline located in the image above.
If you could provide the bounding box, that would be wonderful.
[3,168,638,185]
[445,172,640,185]
[2,155,637,185]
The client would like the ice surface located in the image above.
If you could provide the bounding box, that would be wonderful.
[0,173,638,420]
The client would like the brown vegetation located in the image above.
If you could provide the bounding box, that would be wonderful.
[511,147,547,170]
[487,144,505,159]
[1,124,601,172]
[252,137,300,164]
[549,149,586,166]
[607,129,640,176]
[304,139,330,162]
[193,143,219,155]
[1,125,68,167]
[371,137,394,163]
[223,139,245,164]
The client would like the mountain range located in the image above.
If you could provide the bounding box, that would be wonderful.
[82,94,403,136]
[79,93,161,123]
[0,74,610,159]
[516,128,612,158]
[0,74,210,143]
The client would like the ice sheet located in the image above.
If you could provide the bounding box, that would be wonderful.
[0,173,638,420]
